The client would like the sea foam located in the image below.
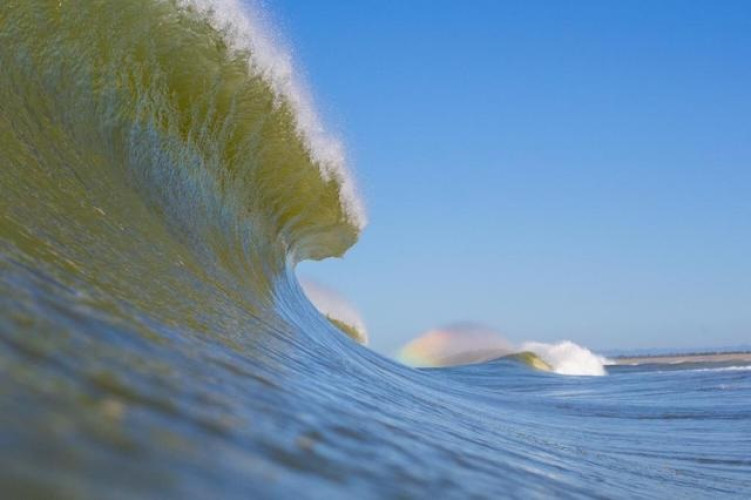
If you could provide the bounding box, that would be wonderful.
[520,341,610,376]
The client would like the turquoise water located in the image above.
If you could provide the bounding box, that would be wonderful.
[1,1,750,498]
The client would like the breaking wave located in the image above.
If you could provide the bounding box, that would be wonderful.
[520,341,611,376]
[1,2,749,498]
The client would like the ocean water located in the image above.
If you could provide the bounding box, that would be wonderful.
[1,1,750,498]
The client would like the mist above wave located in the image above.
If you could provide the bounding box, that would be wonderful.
[397,325,609,376]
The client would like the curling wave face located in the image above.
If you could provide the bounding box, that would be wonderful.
[1,0,363,267]
[1,2,750,498]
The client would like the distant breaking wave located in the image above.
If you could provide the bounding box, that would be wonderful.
[520,341,611,376]
[398,325,610,376]
[300,279,369,344]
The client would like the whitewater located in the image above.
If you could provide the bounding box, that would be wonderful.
[1,1,750,498]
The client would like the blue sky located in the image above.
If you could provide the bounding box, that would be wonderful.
[270,1,751,354]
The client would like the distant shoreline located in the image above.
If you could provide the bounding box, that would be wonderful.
[613,351,751,365]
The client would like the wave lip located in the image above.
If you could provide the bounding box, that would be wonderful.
[178,0,366,232]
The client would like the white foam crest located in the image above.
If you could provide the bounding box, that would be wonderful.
[176,0,366,229]
[520,341,610,376]
[300,279,368,344]
[679,366,751,373]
